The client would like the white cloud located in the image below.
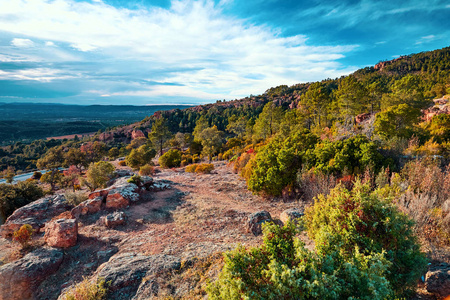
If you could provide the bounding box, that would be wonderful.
[0,68,77,82]
[415,34,438,44]
[45,41,55,46]
[11,38,34,47]
[0,0,357,101]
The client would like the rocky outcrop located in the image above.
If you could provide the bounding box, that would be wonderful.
[280,208,304,225]
[45,218,78,248]
[0,195,70,238]
[97,253,180,300]
[0,247,63,300]
[71,197,103,219]
[247,211,272,236]
[131,130,146,140]
[104,211,126,228]
[425,263,450,298]
[355,112,374,124]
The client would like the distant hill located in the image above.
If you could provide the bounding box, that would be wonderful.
[0,103,192,145]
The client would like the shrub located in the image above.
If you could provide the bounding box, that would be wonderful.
[247,130,318,196]
[81,161,115,192]
[127,174,142,185]
[126,145,156,169]
[185,164,197,173]
[60,277,108,300]
[305,181,427,296]
[65,191,88,206]
[118,161,127,166]
[0,181,44,222]
[159,149,182,168]
[207,222,392,299]
[139,164,154,176]
[12,224,33,249]
[195,163,214,174]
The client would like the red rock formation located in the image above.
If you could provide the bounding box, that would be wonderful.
[44,218,78,248]
[131,129,145,139]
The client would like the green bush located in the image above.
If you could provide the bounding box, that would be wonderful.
[247,130,318,196]
[60,277,108,300]
[207,221,392,300]
[305,181,427,296]
[159,149,182,168]
[208,182,426,299]
[0,181,44,222]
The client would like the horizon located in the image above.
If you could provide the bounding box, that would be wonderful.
[0,0,449,105]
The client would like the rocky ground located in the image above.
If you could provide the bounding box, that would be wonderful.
[0,162,306,299]
[0,161,448,299]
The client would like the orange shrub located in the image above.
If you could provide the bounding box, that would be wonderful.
[118,161,127,166]
[185,164,198,173]
[195,163,214,174]
[13,224,33,248]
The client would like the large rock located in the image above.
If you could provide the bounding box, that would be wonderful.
[106,183,139,209]
[97,253,180,300]
[280,208,304,225]
[131,129,145,139]
[71,197,103,218]
[1,195,70,238]
[247,211,272,236]
[0,247,63,300]
[104,211,126,228]
[425,263,450,298]
[45,218,78,248]
[88,189,109,200]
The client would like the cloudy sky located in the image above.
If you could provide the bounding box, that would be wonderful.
[0,0,449,105]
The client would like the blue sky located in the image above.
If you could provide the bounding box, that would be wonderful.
[0,0,449,105]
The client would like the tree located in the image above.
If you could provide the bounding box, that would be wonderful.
[301,81,331,128]
[335,75,368,120]
[226,116,247,139]
[108,147,120,159]
[3,166,15,184]
[198,126,224,161]
[37,147,65,190]
[374,104,421,139]
[64,148,87,172]
[149,118,172,156]
[0,181,44,222]
[80,141,106,163]
[193,115,209,142]
[253,102,283,140]
[81,161,115,192]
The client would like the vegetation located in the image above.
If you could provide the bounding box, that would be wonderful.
[185,163,215,174]
[0,181,44,221]
[159,149,182,168]
[208,183,426,299]
[81,162,115,192]
[60,277,109,300]
[12,224,34,249]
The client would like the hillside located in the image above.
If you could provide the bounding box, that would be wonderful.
[0,46,449,299]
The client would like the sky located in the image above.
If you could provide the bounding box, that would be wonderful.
[0,0,449,105]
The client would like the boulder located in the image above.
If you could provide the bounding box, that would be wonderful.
[247,211,272,236]
[44,218,78,248]
[280,208,304,225]
[88,189,109,200]
[105,211,126,228]
[71,197,103,218]
[97,253,180,300]
[425,263,450,298]
[106,183,139,208]
[0,247,63,300]
[0,195,70,238]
